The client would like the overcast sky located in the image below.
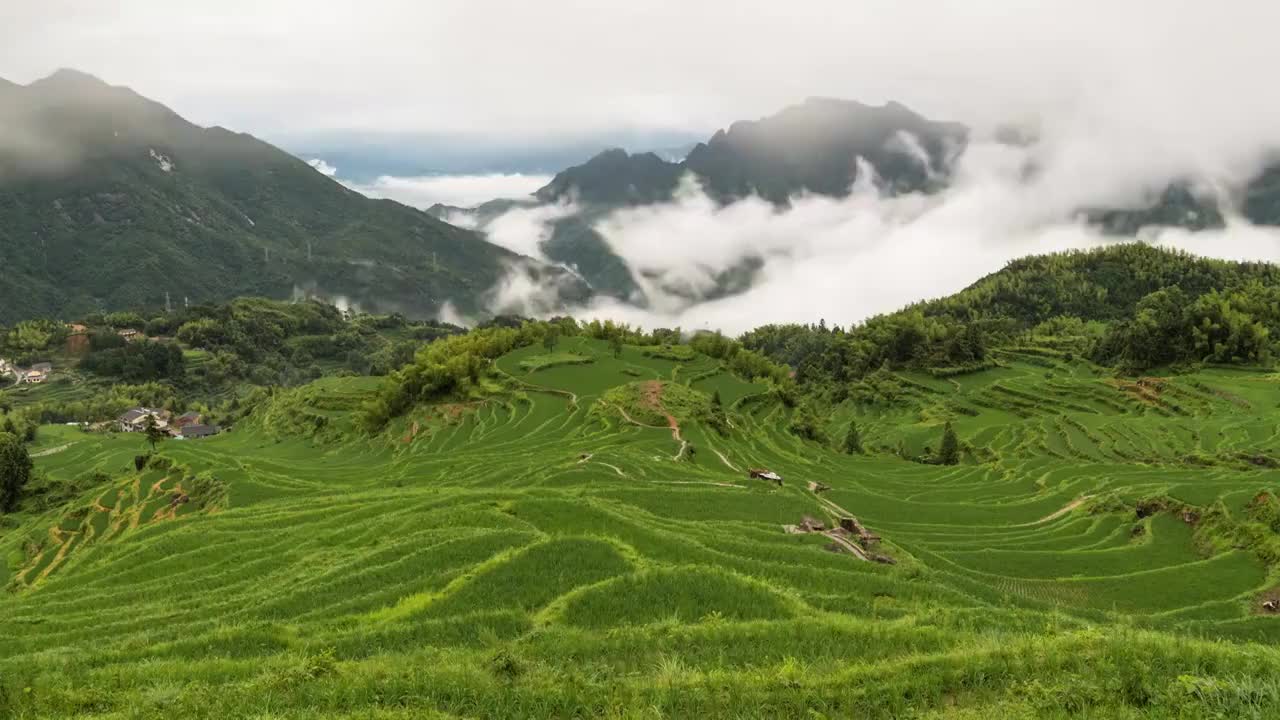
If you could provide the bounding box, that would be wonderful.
[5,1,1280,327]
[4,0,1278,146]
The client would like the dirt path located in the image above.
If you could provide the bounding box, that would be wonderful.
[821,530,870,561]
[653,480,743,489]
[1030,495,1095,525]
[612,404,665,430]
[714,449,739,472]
[812,492,858,522]
[31,443,73,458]
[612,401,688,460]
[805,488,873,561]
[598,462,626,477]
[575,453,626,477]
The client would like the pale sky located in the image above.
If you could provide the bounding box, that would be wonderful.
[3,0,1278,147]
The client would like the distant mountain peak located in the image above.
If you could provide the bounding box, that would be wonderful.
[29,67,112,89]
[535,147,683,205]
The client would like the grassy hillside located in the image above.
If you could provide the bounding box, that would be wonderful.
[2,330,1279,718]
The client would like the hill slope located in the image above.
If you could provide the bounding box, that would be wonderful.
[0,69,585,324]
[3,320,1280,717]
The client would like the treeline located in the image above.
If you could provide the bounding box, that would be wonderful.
[357,317,794,433]
[171,298,442,386]
[80,335,186,382]
[741,245,1280,390]
[4,382,177,428]
[0,319,67,366]
[1093,282,1280,371]
[357,317,647,433]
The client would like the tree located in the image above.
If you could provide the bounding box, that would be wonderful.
[143,415,167,452]
[939,422,960,465]
[0,432,33,513]
[843,420,863,454]
[609,335,624,359]
[787,401,826,443]
[707,389,729,435]
[542,326,560,353]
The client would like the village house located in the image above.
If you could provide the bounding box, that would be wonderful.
[18,362,52,384]
[178,423,221,439]
[118,328,141,342]
[117,407,170,432]
[67,323,89,334]
[173,411,203,429]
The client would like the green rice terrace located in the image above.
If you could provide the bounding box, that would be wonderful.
[3,333,1280,718]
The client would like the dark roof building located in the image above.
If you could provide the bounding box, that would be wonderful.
[180,424,221,439]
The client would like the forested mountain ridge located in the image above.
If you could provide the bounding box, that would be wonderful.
[0,69,585,324]
[743,244,1280,390]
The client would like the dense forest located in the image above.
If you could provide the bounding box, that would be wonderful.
[0,298,462,435]
[743,244,1280,393]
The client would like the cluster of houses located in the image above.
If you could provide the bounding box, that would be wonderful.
[0,324,159,388]
[0,358,53,385]
[117,407,221,440]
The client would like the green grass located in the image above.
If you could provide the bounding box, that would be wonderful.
[516,352,595,373]
[2,347,1280,718]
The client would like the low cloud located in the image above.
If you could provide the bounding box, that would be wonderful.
[345,172,552,209]
[480,201,579,258]
[307,158,338,176]
[470,130,1280,335]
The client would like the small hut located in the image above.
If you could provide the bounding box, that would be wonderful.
[748,468,783,485]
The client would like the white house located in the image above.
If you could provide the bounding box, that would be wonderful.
[117,407,171,432]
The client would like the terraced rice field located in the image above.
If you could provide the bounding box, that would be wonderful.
[2,339,1279,717]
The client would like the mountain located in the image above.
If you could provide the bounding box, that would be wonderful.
[535,98,967,208]
[1084,183,1226,236]
[0,69,585,324]
[681,98,965,204]
[534,148,684,206]
[1244,162,1280,224]
[467,99,1280,298]
[444,98,968,302]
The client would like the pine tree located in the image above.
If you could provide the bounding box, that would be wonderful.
[0,432,33,513]
[842,420,863,454]
[609,335,624,359]
[939,422,960,465]
[144,415,167,452]
[542,326,559,353]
